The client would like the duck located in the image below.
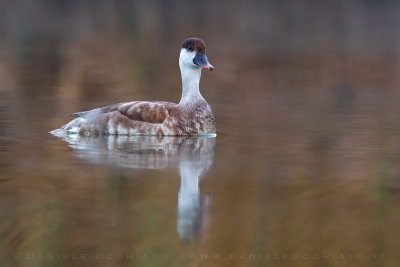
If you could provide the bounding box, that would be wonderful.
[53,38,216,136]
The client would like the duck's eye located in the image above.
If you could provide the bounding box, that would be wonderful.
[187,45,193,51]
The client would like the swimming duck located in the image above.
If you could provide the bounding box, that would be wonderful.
[54,38,216,136]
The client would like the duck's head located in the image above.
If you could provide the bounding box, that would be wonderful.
[180,38,214,71]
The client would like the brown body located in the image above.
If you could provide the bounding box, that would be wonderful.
[61,100,216,136]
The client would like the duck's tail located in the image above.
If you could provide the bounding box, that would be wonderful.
[50,117,98,136]
[50,105,121,136]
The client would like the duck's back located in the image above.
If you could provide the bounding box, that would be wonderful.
[54,100,215,136]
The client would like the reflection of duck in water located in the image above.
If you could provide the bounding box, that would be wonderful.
[51,132,215,240]
[178,160,212,241]
[52,38,216,136]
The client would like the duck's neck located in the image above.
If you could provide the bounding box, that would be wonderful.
[179,65,204,106]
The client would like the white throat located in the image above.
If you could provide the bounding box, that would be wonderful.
[178,49,204,105]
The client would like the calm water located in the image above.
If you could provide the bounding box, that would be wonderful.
[1,1,400,267]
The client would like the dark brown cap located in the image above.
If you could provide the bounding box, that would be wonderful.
[181,38,206,53]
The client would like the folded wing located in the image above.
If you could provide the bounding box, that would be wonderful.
[73,101,172,124]
[117,101,171,123]
[60,101,176,135]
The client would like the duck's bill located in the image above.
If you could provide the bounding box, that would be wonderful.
[193,52,214,71]
[202,65,214,70]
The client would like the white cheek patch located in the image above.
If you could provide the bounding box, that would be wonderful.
[179,49,196,68]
